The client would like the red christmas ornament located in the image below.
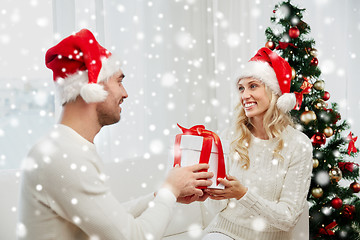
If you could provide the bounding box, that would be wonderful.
[311,132,326,147]
[289,26,300,38]
[331,197,343,209]
[310,57,319,66]
[350,182,360,193]
[322,91,330,101]
[342,205,355,220]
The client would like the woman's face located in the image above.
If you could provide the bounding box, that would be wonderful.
[238,77,271,120]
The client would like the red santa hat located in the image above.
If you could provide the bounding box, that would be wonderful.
[237,47,296,112]
[45,29,120,104]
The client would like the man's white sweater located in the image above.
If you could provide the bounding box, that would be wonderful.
[205,126,313,240]
[19,124,176,240]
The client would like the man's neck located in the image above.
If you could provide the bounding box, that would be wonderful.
[59,100,101,143]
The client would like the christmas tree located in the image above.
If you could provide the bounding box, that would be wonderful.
[264,0,360,239]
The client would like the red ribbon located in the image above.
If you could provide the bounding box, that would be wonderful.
[347,132,358,155]
[293,79,313,110]
[174,124,226,186]
[338,162,358,172]
[318,221,337,236]
[294,92,303,111]
[276,41,298,50]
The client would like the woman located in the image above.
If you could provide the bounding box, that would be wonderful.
[202,47,313,240]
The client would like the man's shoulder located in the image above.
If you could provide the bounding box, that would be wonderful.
[25,126,79,168]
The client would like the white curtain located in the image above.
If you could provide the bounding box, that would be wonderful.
[51,0,360,164]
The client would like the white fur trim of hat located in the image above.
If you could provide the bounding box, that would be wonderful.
[55,55,120,104]
[237,60,296,112]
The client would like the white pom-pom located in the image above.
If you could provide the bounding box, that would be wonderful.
[276,93,296,112]
[80,83,108,103]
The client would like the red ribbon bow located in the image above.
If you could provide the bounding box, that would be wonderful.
[318,221,337,236]
[276,41,298,50]
[338,162,358,172]
[347,132,358,155]
[174,124,226,186]
[294,78,313,110]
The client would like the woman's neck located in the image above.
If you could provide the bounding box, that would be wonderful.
[249,117,269,140]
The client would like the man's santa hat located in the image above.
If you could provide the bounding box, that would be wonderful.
[237,47,296,112]
[45,29,120,104]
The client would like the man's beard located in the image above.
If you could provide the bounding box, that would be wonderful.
[96,103,121,127]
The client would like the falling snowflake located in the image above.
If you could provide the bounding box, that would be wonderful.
[320,59,335,75]
[275,4,290,20]
[145,233,154,240]
[187,223,202,238]
[149,139,164,154]
[251,217,266,232]
[226,33,241,48]
[71,198,78,205]
[16,222,27,238]
[72,216,81,225]
[175,31,193,50]
[161,73,177,87]
[315,171,330,186]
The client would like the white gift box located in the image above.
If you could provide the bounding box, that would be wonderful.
[169,135,229,189]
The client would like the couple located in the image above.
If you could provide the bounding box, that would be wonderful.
[18,29,313,240]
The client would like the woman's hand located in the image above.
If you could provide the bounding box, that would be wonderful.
[205,175,247,200]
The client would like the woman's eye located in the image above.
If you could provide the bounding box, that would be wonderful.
[250,84,257,89]
[238,86,244,92]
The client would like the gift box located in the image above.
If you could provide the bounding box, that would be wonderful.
[169,124,229,189]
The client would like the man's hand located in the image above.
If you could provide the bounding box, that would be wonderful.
[205,175,247,200]
[177,191,210,204]
[162,164,214,199]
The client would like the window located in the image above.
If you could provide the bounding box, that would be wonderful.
[0,0,54,170]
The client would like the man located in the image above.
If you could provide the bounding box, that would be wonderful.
[18,29,213,240]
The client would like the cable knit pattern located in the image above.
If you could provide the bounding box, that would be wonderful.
[205,126,313,240]
[19,124,176,240]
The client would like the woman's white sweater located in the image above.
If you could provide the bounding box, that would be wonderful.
[205,126,313,240]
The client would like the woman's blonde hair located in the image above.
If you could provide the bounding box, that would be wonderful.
[229,83,294,169]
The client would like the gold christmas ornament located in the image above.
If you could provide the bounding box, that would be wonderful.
[265,41,275,50]
[311,187,323,198]
[323,127,334,138]
[300,110,317,124]
[314,99,326,110]
[313,158,319,168]
[310,48,318,57]
[291,67,296,80]
[314,80,325,91]
[329,167,342,182]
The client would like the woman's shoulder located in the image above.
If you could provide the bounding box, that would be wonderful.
[283,125,312,149]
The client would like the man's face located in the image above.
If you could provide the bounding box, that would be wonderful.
[96,70,128,127]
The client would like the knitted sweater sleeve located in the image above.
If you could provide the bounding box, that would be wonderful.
[122,193,155,218]
[37,149,176,240]
[236,134,313,231]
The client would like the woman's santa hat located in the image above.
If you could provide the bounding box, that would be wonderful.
[45,29,120,104]
[237,47,296,112]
